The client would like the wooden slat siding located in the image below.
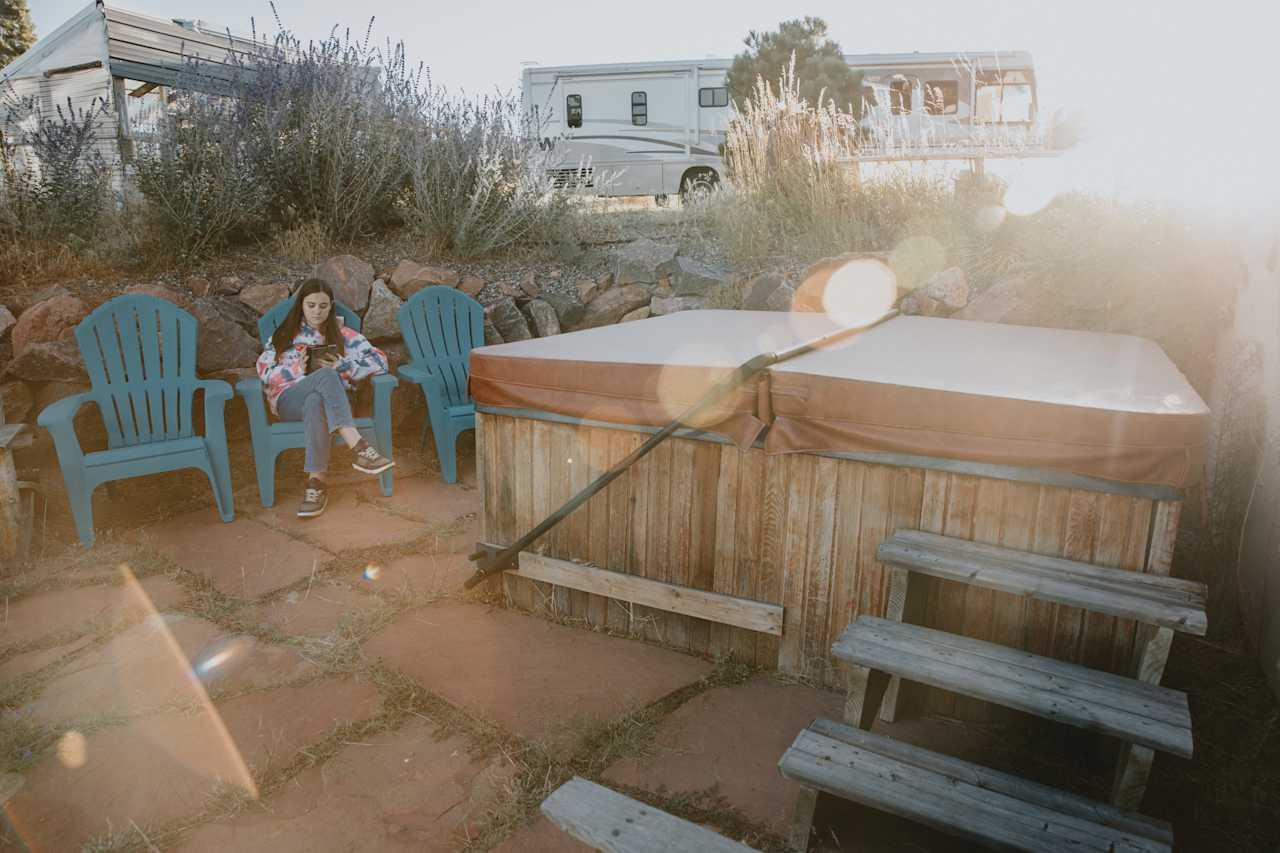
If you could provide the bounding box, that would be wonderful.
[565,426,591,622]
[709,445,740,659]
[664,438,695,651]
[586,428,612,630]
[625,431,651,639]
[516,554,784,635]
[827,461,867,684]
[639,441,672,644]
[954,476,1007,720]
[1083,494,1138,671]
[541,777,760,853]
[517,418,544,612]
[853,464,893,628]
[754,453,788,669]
[104,9,261,60]
[476,412,490,542]
[836,618,1193,756]
[549,425,573,616]
[778,454,816,673]
[688,441,721,656]
[734,449,766,665]
[799,456,839,681]
[607,431,639,635]
[1112,499,1155,674]
[1145,502,1181,579]
[807,719,1174,845]
[1053,489,1101,661]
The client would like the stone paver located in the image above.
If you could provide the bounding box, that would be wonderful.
[371,551,476,596]
[178,720,505,852]
[354,475,481,526]
[141,511,329,599]
[490,816,594,853]
[253,488,427,553]
[29,614,316,723]
[603,674,843,834]
[0,575,186,651]
[5,677,380,852]
[364,601,713,750]
[240,583,384,639]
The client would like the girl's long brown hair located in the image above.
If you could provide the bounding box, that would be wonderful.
[270,278,347,362]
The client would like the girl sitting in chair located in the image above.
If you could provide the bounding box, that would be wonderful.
[256,278,395,518]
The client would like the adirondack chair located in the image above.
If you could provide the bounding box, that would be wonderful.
[396,287,483,484]
[235,295,397,506]
[36,295,235,547]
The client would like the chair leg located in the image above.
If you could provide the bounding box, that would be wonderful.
[68,484,96,548]
[255,447,280,508]
[435,427,458,484]
[202,462,235,523]
[418,413,431,453]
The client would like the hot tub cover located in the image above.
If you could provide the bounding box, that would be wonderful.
[469,311,1208,490]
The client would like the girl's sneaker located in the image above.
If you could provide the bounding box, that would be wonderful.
[298,478,328,518]
[352,440,395,475]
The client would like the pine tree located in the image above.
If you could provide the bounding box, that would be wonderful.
[726,17,862,117]
[0,0,37,69]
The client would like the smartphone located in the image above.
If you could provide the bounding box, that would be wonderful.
[305,344,339,374]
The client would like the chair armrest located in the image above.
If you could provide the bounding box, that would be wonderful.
[196,379,233,429]
[196,378,234,403]
[371,373,399,392]
[36,391,96,428]
[235,376,272,435]
[235,377,264,398]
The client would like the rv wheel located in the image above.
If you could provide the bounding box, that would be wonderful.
[654,194,670,207]
[680,170,718,204]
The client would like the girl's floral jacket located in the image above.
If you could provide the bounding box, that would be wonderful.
[255,321,390,414]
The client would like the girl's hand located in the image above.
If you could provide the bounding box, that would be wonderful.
[318,353,342,370]
[295,347,308,374]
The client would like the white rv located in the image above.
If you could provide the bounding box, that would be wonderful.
[521,50,1038,202]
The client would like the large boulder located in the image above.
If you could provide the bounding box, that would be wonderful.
[239,283,290,316]
[742,273,791,311]
[483,319,504,346]
[458,276,485,298]
[311,255,375,312]
[526,299,561,337]
[198,296,262,339]
[190,301,261,373]
[952,276,1034,325]
[387,260,459,299]
[921,266,970,309]
[1,379,33,424]
[362,280,403,342]
[575,279,600,303]
[668,257,728,296]
[610,239,678,285]
[11,291,88,357]
[899,292,947,317]
[0,305,16,341]
[487,297,532,342]
[620,306,651,323]
[578,285,651,329]
[650,295,706,316]
[540,292,586,331]
[4,340,87,382]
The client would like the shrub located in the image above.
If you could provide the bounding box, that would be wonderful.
[0,94,112,244]
[400,90,585,258]
[132,88,269,260]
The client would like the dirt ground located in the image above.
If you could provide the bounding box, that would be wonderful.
[0,426,1277,852]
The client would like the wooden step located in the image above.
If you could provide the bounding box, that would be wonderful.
[541,777,759,852]
[834,616,1193,757]
[877,528,1208,635]
[779,719,1173,853]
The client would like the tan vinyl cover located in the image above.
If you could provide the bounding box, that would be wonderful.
[769,316,1209,488]
[470,311,847,449]
[470,311,1209,489]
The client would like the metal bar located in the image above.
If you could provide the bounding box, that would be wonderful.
[463,310,898,589]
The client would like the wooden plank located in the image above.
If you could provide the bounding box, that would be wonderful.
[665,439,695,651]
[476,412,490,543]
[541,777,759,853]
[1025,486,1071,656]
[587,427,612,630]
[1054,489,1101,661]
[780,729,1170,853]
[565,426,591,622]
[709,444,741,660]
[878,533,1206,635]
[806,719,1173,845]
[515,553,784,635]
[733,449,765,665]
[926,473,977,716]
[826,461,866,663]
[1111,625,1176,809]
[641,441,673,644]
[688,440,721,656]
[801,456,839,680]
[1145,501,1181,578]
[779,455,816,674]
[754,453,787,669]
[608,431,642,635]
[955,476,1006,719]
[834,618,1191,756]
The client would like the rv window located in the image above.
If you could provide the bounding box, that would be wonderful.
[924,81,958,115]
[566,94,582,129]
[975,72,1034,123]
[698,87,728,108]
[889,80,912,115]
[631,91,647,126]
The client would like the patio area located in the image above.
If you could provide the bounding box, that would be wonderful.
[0,432,1276,852]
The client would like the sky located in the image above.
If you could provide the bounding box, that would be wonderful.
[29,0,1280,210]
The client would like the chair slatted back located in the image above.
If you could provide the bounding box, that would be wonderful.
[398,287,484,408]
[75,295,199,448]
[257,295,362,347]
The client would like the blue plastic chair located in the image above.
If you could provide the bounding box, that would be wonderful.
[235,295,397,507]
[396,287,483,484]
[37,294,235,547]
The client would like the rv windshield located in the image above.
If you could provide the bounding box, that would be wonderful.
[975,70,1034,123]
